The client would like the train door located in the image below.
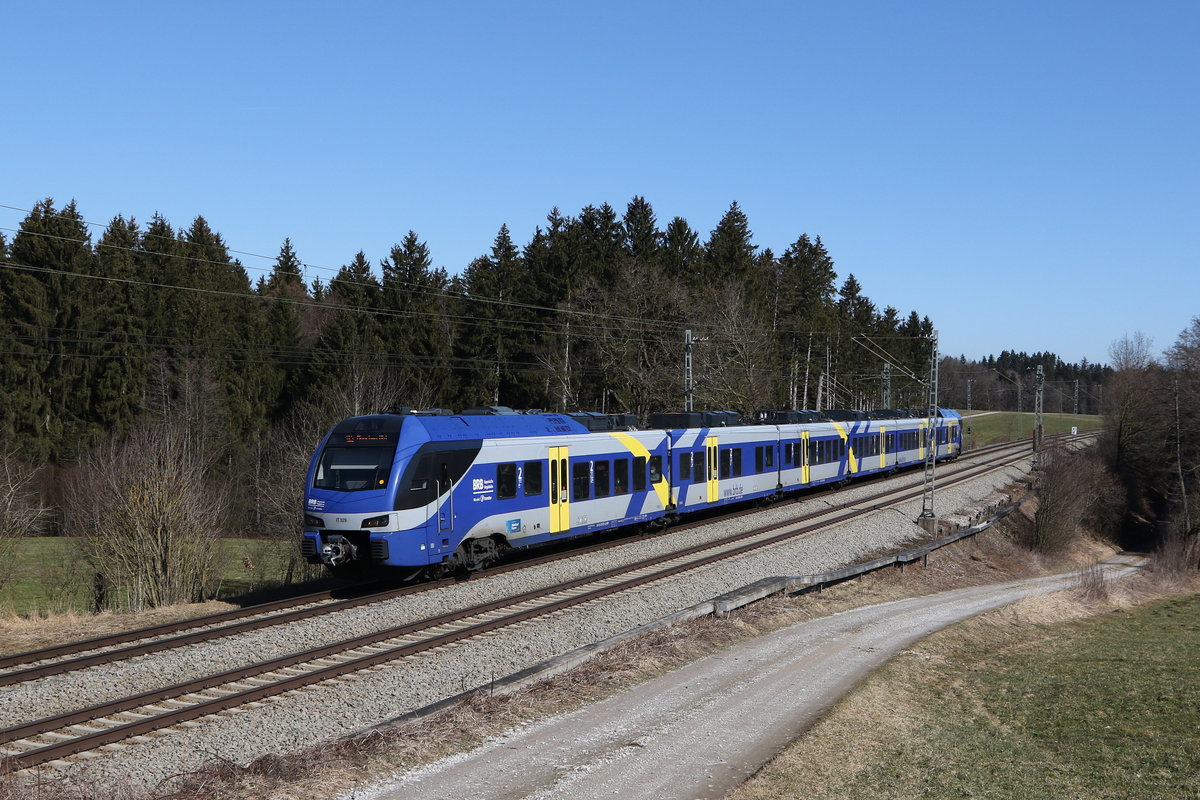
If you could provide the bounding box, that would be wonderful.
[801,430,810,484]
[549,446,569,534]
[705,436,719,503]
[436,460,453,534]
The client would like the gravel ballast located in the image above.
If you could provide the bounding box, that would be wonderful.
[13,456,1031,790]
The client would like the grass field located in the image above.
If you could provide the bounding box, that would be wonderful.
[731,591,1200,800]
[0,537,303,617]
[958,410,1104,447]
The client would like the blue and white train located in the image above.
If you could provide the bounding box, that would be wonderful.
[301,406,962,577]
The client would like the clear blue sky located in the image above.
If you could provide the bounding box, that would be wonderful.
[4,1,1196,366]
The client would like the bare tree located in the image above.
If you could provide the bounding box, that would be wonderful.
[1109,330,1156,371]
[694,282,774,413]
[64,421,228,611]
[570,259,689,417]
[1166,317,1200,540]
[1028,444,1096,553]
[0,447,51,592]
[252,405,338,585]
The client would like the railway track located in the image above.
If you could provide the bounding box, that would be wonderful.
[0,436,1056,774]
[0,434,1046,683]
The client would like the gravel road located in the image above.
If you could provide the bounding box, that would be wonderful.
[356,555,1143,800]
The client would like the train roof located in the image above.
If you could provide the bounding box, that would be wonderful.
[332,412,594,444]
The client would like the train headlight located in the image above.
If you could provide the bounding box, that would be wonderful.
[361,514,390,529]
[304,514,325,529]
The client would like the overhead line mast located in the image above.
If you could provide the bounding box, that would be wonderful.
[919,330,939,525]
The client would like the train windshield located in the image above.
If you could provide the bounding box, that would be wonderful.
[313,416,404,492]
[313,444,395,492]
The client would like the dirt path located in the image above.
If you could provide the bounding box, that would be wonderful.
[357,556,1142,800]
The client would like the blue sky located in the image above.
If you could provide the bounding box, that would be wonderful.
[3,1,1197,365]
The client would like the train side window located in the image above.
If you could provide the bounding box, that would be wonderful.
[524,461,542,496]
[679,452,692,481]
[614,458,629,494]
[649,455,663,484]
[633,456,647,491]
[809,441,819,465]
[693,451,706,481]
[766,446,774,468]
[720,448,731,479]
[733,448,743,477]
[408,454,430,492]
[755,446,764,474]
[572,462,590,500]
[497,463,517,499]
[594,460,611,497]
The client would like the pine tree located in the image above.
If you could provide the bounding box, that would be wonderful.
[457,226,526,406]
[622,196,662,266]
[575,203,625,286]
[773,234,838,409]
[380,231,456,407]
[181,216,267,440]
[265,237,304,293]
[90,215,149,438]
[261,239,309,418]
[8,199,95,459]
[662,216,703,285]
[309,252,387,416]
[703,201,757,289]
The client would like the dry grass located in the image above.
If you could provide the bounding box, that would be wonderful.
[0,600,235,656]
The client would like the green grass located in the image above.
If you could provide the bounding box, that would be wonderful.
[958,410,1104,447]
[0,537,90,616]
[0,536,306,616]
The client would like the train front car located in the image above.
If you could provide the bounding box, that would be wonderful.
[301,413,416,574]
[301,411,673,578]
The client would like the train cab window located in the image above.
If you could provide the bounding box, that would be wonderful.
[594,460,611,497]
[693,451,706,481]
[497,463,517,499]
[572,462,590,500]
[633,456,647,491]
[679,452,692,481]
[524,460,543,496]
[407,454,431,493]
[649,455,663,484]
[614,458,629,494]
[720,448,731,479]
